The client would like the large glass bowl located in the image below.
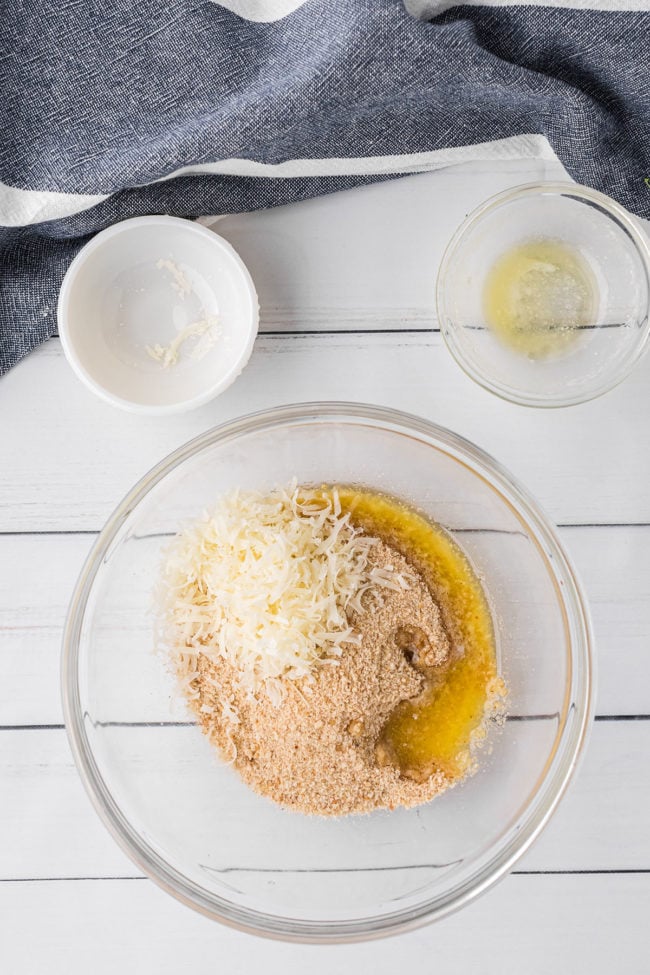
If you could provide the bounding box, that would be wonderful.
[62,403,594,942]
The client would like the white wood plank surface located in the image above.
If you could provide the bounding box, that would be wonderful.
[208,158,567,332]
[1,165,648,973]
[2,874,646,974]
[2,333,650,532]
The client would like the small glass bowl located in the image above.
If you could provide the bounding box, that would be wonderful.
[436,182,650,407]
[62,403,594,942]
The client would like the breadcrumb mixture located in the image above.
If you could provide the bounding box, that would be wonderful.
[188,541,455,816]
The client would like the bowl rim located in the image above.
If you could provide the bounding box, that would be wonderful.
[56,215,259,416]
[436,180,650,409]
[61,402,595,942]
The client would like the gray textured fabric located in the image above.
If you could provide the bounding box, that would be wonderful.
[1,0,648,373]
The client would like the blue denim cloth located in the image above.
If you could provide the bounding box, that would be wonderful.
[1,0,648,373]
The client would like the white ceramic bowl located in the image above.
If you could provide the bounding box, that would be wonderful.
[57,216,259,414]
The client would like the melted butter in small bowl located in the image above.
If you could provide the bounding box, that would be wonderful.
[437,181,650,407]
[483,238,598,360]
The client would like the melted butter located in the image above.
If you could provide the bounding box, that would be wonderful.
[483,239,597,359]
[335,488,504,783]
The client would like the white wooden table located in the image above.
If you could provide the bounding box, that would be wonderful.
[2,158,649,973]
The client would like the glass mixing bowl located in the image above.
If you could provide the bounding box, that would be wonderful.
[437,182,650,407]
[62,403,594,941]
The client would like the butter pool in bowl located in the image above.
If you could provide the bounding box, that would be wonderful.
[62,403,594,941]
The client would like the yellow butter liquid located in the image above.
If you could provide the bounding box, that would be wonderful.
[483,239,597,359]
[336,489,503,783]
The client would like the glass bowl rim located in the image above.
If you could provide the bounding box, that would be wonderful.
[436,180,650,409]
[61,401,595,942]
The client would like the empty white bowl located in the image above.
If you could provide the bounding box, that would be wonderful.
[57,216,259,414]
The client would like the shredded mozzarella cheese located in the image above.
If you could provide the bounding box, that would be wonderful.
[156,483,402,697]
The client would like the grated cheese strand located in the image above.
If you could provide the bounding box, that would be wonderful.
[155,258,192,297]
[146,317,220,368]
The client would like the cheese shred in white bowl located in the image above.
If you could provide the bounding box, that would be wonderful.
[156,483,405,701]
